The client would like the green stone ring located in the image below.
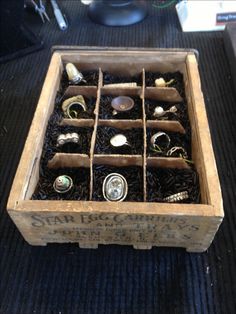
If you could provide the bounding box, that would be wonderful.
[53,175,73,193]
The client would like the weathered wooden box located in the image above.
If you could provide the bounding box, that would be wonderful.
[7,47,224,252]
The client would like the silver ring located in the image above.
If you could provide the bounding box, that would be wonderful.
[110,134,130,148]
[150,131,171,150]
[57,133,80,146]
[163,191,189,203]
[65,63,86,84]
[153,105,177,118]
[167,146,188,159]
[102,173,128,202]
[53,175,73,193]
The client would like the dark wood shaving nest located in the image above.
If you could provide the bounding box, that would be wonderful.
[145,71,184,97]
[103,71,142,85]
[146,167,200,203]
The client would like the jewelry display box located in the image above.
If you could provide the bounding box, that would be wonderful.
[7,47,224,252]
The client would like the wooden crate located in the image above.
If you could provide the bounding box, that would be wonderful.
[7,47,224,252]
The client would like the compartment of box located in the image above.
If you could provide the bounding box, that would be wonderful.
[146,167,200,203]
[44,125,93,156]
[144,71,184,96]
[95,126,144,155]
[145,99,186,122]
[32,167,90,200]
[60,86,97,123]
[143,86,188,134]
[103,71,143,86]
[146,128,191,158]
[61,67,100,88]
[98,87,143,120]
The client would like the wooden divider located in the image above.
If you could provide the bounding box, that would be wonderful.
[89,68,103,200]
[142,69,147,201]
[48,153,90,168]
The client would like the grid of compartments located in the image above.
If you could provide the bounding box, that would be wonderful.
[32,67,200,203]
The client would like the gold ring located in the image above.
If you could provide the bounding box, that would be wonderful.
[163,191,189,203]
[62,95,87,119]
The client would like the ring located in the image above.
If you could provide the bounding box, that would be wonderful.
[57,133,79,146]
[65,63,86,84]
[153,105,177,118]
[110,134,131,148]
[53,175,73,193]
[102,173,128,202]
[111,96,134,116]
[167,146,188,159]
[153,106,166,118]
[62,95,87,119]
[155,77,175,87]
[150,132,171,150]
[163,191,189,203]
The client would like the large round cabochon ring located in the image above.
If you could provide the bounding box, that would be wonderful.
[102,173,128,202]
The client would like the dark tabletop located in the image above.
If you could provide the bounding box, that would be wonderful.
[0,2,236,313]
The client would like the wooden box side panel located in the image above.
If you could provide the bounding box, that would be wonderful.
[9,201,222,252]
[7,53,63,210]
[59,49,189,75]
[186,55,224,218]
